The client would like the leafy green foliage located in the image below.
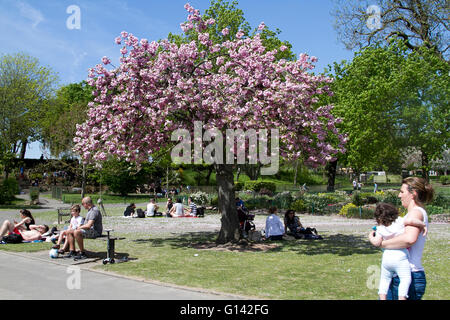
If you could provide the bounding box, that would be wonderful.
[94,160,151,196]
[40,81,93,157]
[0,53,58,161]
[326,40,449,176]
[0,178,19,204]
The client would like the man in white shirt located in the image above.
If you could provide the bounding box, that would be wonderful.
[265,207,285,240]
[146,198,159,217]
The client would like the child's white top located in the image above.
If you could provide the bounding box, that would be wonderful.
[70,216,85,229]
[377,217,405,240]
[377,217,409,262]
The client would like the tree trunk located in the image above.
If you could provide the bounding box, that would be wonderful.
[326,160,338,192]
[421,151,430,182]
[236,166,241,182]
[215,163,240,244]
[243,163,261,180]
[293,160,299,185]
[19,139,27,159]
[81,163,86,199]
[166,166,169,196]
[205,165,213,185]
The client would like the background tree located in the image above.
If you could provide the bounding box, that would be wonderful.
[326,39,448,184]
[392,43,449,180]
[325,43,404,178]
[91,159,151,196]
[74,4,346,243]
[0,53,58,170]
[40,81,93,157]
[332,0,449,61]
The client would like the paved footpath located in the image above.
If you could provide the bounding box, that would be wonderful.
[0,251,242,300]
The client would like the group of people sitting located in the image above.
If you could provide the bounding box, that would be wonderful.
[235,197,322,241]
[51,196,103,259]
[0,197,103,260]
[265,207,322,241]
[124,197,200,218]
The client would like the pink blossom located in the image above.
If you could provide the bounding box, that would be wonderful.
[75,3,346,169]
[257,22,266,31]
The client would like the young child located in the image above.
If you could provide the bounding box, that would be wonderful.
[52,204,85,253]
[373,202,427,300]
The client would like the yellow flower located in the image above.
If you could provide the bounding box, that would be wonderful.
[339,203,357,216]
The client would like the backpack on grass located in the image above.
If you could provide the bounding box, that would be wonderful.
[136,208,145,218]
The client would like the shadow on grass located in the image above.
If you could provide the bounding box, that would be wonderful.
[269,233,380,256]
[132,231,380,256]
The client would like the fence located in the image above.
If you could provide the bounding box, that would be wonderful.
[51,186,63,200]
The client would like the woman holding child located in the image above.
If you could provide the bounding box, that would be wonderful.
[369,177,434,300]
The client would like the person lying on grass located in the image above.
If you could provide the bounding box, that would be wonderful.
[1,224,49,243]
[0,209,36,238]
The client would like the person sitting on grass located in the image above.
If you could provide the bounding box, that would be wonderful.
[52,204,85,254]
[264,207,285,241]
[165,198,173,217]
[123,203,136,217]
[146,198,162,217]
[185,197,197,217]
[283,210,320,239]
[169,198,184,217]
[64,197,103,260]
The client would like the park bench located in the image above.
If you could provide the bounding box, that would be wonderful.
[68,229,125,264]
[97,229,125,265]
[57,207,72,224]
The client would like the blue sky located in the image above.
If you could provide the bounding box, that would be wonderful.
[1,0,357,158]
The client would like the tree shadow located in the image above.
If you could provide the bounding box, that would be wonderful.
[132,232,380,256]
[81,251,136,263]
[133,231,218,249]
[266,233,380,256]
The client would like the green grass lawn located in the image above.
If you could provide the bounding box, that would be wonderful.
[95,231,448,300]
[1,206,448,300]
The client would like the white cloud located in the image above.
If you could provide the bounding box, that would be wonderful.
[16,1,44,28]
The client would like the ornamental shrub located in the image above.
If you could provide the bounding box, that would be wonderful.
[339,203,357,217]
[0,178,19,204]
[347,206,375,219]
[244,181,276,193]
[291,199,307,212]
[190,191,209,205]
[274,191,294,209]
